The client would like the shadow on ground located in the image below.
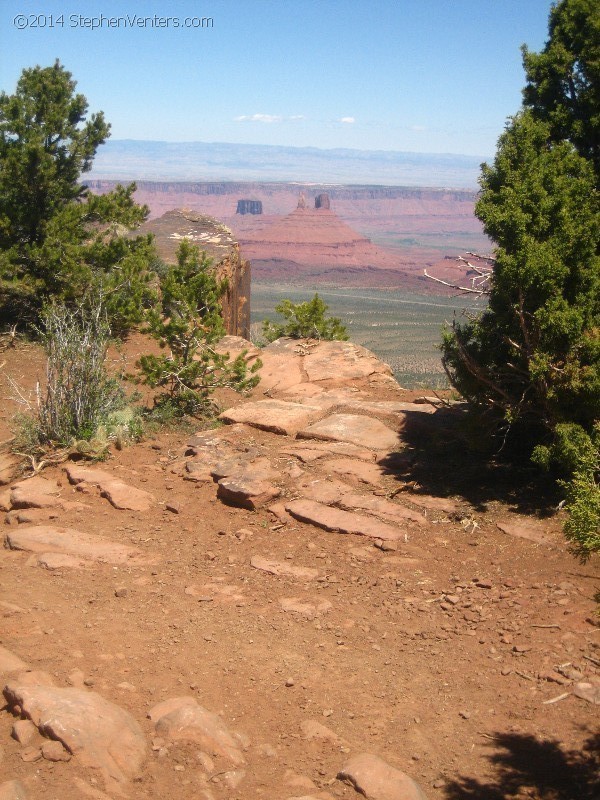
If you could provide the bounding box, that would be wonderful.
[443,731,600,800]
[380,407,560,515]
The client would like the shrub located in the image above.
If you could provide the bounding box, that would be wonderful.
[137,240,261,416]
[262,293,348,342]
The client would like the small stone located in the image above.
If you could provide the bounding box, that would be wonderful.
[459,710,471,719]
[165,503,181,514]
[11,719,37,745]
[114,587,128,598]
[20,745,42,762]
[42,739,71,762]
[285,678,295,687]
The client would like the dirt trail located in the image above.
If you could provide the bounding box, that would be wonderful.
[0,337,598,800]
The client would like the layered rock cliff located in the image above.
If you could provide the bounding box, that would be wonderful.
[138,209,251,339]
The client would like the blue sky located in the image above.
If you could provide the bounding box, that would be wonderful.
[0,0,553,156]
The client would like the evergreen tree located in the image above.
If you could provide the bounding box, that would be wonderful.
[0,61,155,329]
[441,0,600,561]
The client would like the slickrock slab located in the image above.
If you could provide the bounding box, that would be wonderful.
[320,458,387,487]
[496,520,554,546]
[29,552,88,570]
[280,597,333,618]
[211,455,277,482]
[217,477,280,509]
[300,340,393,383]
[285,499,401,541]
[9,476,62,510]
[299,478,354,505]
[341,399,436,418]
[0,781,28,800]
[0,646,28,673]
[338,753,428,800]
[149,697,245,765]
[251,556,319,580]
[3,684,146,788]
[220,399,327,436]
[298,414,400,451]
[337,494,427,526]
[65,465,154,512]
[252,345,305,393]
[6,525,143,565]
[280,440,376,463]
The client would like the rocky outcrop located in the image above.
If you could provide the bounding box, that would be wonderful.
[314,193,330,210]
[236,199,263,215]
[137,209,251,339]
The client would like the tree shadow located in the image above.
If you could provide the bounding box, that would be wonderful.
[379,407,560,515]
[443,731,600,800]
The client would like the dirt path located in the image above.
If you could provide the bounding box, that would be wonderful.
[0,337,598,799]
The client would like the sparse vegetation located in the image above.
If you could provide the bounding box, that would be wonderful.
[12,299,138,460]
[262,293,348,342]
[440,0,600,562]
[137,240,260,417]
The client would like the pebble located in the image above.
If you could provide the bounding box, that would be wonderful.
[42,740,71,762]
[115,587,128,598]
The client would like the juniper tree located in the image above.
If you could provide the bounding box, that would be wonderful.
[0,60,155,329]
[441,0,600,561]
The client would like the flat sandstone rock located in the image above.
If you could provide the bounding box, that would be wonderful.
[6,525,143,564]
[298,414,400,451]
[285,499,401,541]
[220,399,326,436]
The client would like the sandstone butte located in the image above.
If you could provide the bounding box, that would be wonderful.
[239,193,402,270]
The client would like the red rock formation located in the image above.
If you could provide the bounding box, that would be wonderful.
[239,196,401,270]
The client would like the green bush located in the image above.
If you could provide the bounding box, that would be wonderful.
[440,0,600,564]
[138,240,260,416]
[262,293,348,342]
[0,61,156,331]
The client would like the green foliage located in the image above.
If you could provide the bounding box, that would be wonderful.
[440,0,600,563]
[262,293,348,342]
[16,299,129,453]
[0,61,156,330]
[138,240,261,416]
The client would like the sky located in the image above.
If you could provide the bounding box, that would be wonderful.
[0,0,555,157]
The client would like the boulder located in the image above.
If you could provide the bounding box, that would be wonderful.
[3,683,146,788]
[148,697,245,765]
[338,753,428,800]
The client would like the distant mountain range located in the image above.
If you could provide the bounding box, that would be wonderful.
[88,140,487,188]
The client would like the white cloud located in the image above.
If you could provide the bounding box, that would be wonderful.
[411,125,427,132]
[234,113,282,123]
[340,116,355,124]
